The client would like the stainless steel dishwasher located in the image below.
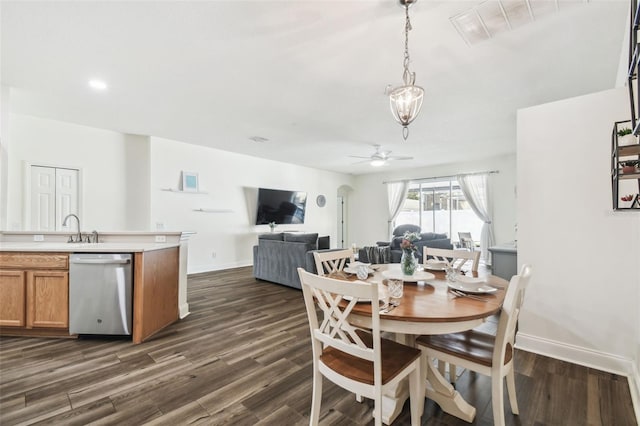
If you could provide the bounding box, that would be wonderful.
[69,253,133,335]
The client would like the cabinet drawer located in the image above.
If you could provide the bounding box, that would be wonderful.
[0,252,69,270]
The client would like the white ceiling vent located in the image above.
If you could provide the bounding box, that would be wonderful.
[451,0,587,46]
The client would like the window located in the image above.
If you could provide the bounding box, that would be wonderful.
[395,179,482,245]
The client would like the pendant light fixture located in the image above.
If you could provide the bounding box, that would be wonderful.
[389,0,424,141]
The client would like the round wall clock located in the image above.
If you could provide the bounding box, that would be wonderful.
[316,195,326,207]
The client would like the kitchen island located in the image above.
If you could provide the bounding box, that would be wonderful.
[0,231,193,344]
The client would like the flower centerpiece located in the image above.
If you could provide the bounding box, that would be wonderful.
[268,221,277,233]
[399,231,421,276]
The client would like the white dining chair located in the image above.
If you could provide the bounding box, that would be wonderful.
[313,249,354,277]
[297,268,422,426]
[423,247,455,264]
[423,247,480,273]
[458,232,476,251]
[415,264,532,426]
[452,249,480,272]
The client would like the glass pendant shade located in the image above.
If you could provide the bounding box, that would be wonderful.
[389,84,424,126]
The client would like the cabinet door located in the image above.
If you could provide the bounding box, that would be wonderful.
[0,270,27,327]
[26,270,69,329]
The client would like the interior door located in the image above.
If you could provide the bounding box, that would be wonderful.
[30,165,79,231]
[55,168,78,229]
[30,166,56,231]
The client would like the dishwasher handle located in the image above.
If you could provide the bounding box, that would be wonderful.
[70,258,131,265]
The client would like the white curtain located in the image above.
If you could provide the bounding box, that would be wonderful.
[457,173,495,264]
[386,181,409,238]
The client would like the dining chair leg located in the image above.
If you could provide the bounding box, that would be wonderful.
[438,360,446,376]
[491,374,506,426]
[310,369,322,426]
[409,367,422,426]
[449,363,457,384]
[374,392,383,426]
[506,368,519,415]
[355,394,363,403]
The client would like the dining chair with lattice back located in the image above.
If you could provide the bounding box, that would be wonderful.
[415,264,532,426]
[452,249,480,272]
[422,247,456,264]
[297,268,423,426]
[423,247,480,273]
[312,249,354,277]
[458,232,476,251]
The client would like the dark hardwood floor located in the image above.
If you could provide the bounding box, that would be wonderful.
[0,266,636,425]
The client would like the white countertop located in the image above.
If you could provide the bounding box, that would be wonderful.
[0,241,180,253]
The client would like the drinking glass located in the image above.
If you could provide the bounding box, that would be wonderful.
[445,264,458,283]
[387,278,403,306]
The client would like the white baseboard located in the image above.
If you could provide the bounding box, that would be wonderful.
[516,332,632,375]
[629,363,640,423]
[188,260,252,275]
[517,332,639,423]
[179,303,190,319]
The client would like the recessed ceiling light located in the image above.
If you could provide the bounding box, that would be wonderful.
[88,79,108,91]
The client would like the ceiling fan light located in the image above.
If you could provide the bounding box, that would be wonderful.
[389,84,424,126]
[370,159,386,167]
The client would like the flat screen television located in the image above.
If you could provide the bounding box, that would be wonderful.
[255,188,307,225]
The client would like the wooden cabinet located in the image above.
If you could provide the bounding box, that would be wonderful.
[0,253,69,333]
[27,270,69,328]
[0,270,27,327]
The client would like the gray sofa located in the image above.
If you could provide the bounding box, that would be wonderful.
[373,224,453,263]
[252,232,330,289]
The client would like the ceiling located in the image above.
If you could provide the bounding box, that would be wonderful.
[1,1,629,175]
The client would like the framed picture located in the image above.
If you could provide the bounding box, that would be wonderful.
[181,171,199,192]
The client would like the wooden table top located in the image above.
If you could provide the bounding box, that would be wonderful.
[332,263,508,324]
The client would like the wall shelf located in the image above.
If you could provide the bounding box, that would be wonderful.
[160,188,208,194]
[611,120,640,210]
[193,208,233,213]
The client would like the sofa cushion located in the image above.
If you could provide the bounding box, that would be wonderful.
[284,233,319,245]
[259,232,284,241]
[420,232,448,241]
[392,224,421,237]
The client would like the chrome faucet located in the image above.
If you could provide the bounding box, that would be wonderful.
[62,214,82,243]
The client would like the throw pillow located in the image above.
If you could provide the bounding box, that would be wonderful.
[284,233,319,245]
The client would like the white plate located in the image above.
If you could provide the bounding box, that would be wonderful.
[424,260,449,271]
[343,287,387,303]
[382,269,435,282]
[447,280,497,294]
[343,266,375,275]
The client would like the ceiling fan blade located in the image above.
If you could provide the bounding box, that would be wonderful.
[351,159,373,165]
[387,156,414,161]
[348,155,374,159]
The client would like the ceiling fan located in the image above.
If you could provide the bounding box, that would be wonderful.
[349,144,414,167]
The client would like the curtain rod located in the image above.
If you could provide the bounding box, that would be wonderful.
[382,170,499,185]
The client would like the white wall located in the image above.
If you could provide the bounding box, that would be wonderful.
[517,87,640,376]
[149,136,353,273]
[349,154,517,249]
[2,113,354,273]
[6,114,149,231]
[0,86,10,230]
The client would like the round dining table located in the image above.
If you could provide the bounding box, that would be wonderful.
[336,263,509,425]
